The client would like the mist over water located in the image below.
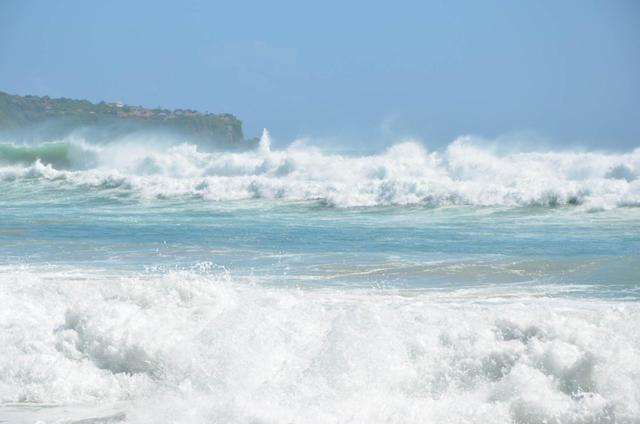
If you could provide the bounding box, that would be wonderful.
[1,131,639,423]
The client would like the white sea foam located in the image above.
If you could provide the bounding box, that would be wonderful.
[1,266,639,423]
[0,133,639,208]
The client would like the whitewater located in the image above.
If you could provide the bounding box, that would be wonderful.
[1,132,639,423]
[0,131,639,209]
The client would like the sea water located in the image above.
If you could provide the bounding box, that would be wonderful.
[0,133,639,423]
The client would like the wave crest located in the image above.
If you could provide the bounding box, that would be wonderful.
[1,136,639,208]
[0,141,99,170]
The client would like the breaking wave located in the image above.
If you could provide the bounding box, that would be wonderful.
[1,131,639,208]
[1,266,639,423]
[0,141,98,170]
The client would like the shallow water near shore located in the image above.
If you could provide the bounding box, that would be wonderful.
[1,138,639,423]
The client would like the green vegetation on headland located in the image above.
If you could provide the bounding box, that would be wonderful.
[0,91,255,149]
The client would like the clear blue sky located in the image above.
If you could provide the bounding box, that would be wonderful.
[1,0,638,149]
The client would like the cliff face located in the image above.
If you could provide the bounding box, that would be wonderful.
[0,91,253,150]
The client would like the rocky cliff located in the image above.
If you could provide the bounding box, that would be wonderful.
[0,91,254,150]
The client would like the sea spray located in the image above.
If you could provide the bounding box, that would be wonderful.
[0,136,638,208]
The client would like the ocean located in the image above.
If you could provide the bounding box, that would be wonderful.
[1,132,639,423]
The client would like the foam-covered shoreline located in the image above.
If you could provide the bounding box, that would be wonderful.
[1,266,639,423]
[0,133,639,208]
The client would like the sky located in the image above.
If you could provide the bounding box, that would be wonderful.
[0,0,638,149]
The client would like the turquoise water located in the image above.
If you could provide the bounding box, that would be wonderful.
[1,136,639,423]
[2,196,639,297]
